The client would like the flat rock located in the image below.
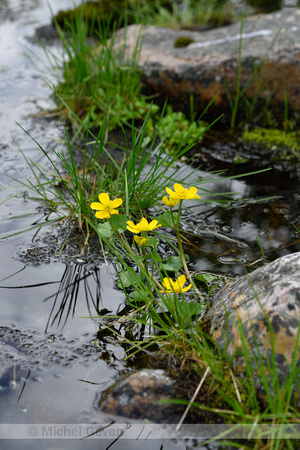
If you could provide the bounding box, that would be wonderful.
[209,252,300,385]
[113,8,300,122]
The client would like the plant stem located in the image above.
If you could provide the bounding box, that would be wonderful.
[231,16,243,129]
[174,200,203,300]
[115,229,164,291]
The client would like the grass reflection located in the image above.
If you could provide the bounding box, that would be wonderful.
[44,263,104,331]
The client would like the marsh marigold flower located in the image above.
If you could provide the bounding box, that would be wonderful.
[91,193,122,219]
[126,217,162,234]
[159,275,192,293]
[165,183,200,201]
[134,235,149,246]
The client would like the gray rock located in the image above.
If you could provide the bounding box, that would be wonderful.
[209,252,300,385]
[113,8,300,122]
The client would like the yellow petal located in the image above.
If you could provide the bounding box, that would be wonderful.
[90,202,102,210]
[95,210,110,219]
[166,187,176,196]
[187,186,200,199]
[149,220,161,230]
[177,274,187,287]
[162,196,179,207]
[159,277,173,292]
[134,235,148,246]
[126,221,139,233]
[111,198,123,208]
[181,284,192,292]
[174,183,184,192]
[98,192,110,205]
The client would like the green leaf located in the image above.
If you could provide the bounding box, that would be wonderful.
[154,211,177,228]
[161,255,189,271]
[117,270,139,289]
[109,214,129,232]
[96,221,114,238]
[128,290,149,302]
[130,255,145,264]
[146,236,158,248]
[195,273,218,283]
[177,301,204,317]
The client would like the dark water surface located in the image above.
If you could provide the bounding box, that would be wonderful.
[0,1,300,450]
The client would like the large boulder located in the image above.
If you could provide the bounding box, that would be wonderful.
[209,252,300,385]
[113,8,300,122]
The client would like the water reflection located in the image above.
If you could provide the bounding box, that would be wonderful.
[44,263,104,331]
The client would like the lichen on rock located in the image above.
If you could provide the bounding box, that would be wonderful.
[209,252,300,390]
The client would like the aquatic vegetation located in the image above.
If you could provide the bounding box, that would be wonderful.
[243,127,300,155]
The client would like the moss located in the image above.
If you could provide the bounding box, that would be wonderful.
[173,36,195,48]
[243,127,300,155]
[54,0,172,33]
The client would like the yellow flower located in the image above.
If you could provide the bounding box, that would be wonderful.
[126,217,162,234]
[91,193,122,219]
[134,235,149,246]
[165,183,200,201]
[162,196,179,208]
[159,275,192,293]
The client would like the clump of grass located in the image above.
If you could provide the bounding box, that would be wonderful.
[142,0,234,29]
[40,9,159,136]
[0,98,219,242]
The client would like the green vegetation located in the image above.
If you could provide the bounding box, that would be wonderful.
[7,4,300,447]
[91,187,300,447]
[243,127,300,157]
[48,13,157,135]
[147,105,207,150]
[53,0,234,33]
[2,105,214,242]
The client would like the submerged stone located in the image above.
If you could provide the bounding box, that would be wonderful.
[98,369,181,422]
[209,252,300,389]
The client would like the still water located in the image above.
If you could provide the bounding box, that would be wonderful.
[0,1,299,450]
